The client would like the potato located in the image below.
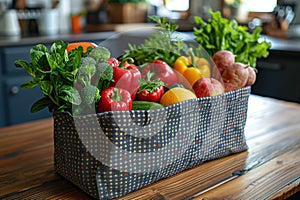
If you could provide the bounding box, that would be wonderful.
[245,66,257,86]
[212,50,235,74]
[222,62,249,92]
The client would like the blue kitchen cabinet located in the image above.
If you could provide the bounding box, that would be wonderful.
[0,45,52,127]
[0,38,106,127]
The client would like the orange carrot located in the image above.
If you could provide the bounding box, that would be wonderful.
[67,42,97,53]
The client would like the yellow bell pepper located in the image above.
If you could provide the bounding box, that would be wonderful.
[188,56,211,78]
[174,56,189,74]
[183,67,204,87]
[174,55,211,87]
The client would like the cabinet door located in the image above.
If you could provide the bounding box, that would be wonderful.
[0,78,5,127]
[3,76,51,126]
[252,51,300,103]
[0,52,5,127]
[2,46,32,75]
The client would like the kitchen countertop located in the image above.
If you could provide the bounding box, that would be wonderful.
[0,94,299,199]
[265,35,300,52]
[1,29,300,53]
[0,31,116,47]
[0,23,156,47]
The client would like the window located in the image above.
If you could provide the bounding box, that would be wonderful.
[244,0,277,12]
[164,0,190,11]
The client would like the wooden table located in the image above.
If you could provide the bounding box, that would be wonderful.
[0,95,299,200]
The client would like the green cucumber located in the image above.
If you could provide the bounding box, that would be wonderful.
[132,101,164,110]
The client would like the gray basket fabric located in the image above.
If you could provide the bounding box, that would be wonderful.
[53,86,250,199]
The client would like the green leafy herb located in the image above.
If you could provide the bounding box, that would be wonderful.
[15,41,114,115]
[193,9,271,67]
[120,16,190,67]
[15,40,83,113]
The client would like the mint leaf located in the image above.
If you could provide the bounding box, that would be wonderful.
[30,44,48,67]
[31,97,52,113]
[15,40,87,113]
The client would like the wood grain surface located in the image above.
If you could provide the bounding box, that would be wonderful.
[0,95,299,200]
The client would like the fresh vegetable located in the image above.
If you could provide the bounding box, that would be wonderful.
[183,67,204,87]
[141,60,178,87]
[174,55,210,78]
[15,40,83,113]
[15,40,115,115]
[193,9,271,67]
[119,16,187,67]
[132,101,164,110]
[136,76,165,102]
[67,42,97,53]
[76,57,97,87]
[107,57,120,67]
[109,58,141,100]
[74,48,114,115]
[222,62,249,92]
[174,56,203,87]
[80,85,101,105]
[187,56,211,78]
[173,56,190,74]
[212,50,235,74]
[93,62,114,92]
[245,66,256,86]
[88,46,111,63]
[174,49,210,87]
[98,87,132,112]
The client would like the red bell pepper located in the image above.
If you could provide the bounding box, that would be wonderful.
[109,58,141,100]
[136,78,165,102]
[141,60,178,87]
[98,87,132,112]
[107,57,120,67]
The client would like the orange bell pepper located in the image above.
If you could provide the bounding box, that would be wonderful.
[188,56,211,78]
[183,67,204,87]
[174,54,210,87]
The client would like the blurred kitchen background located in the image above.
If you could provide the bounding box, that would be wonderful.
[1,0,300,127]
[0,0,299,37]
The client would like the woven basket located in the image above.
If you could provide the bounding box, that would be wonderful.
[53,86,250,199]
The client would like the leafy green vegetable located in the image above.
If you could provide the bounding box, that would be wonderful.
[120,16,191,67]
[193,9,271,67]
[15,40,114,115]
[15,40,83,113]
[120,16,210,67]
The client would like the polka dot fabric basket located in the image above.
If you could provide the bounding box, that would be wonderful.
[53,86,250,200]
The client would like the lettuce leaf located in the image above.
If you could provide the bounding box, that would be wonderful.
[193,10,271,67]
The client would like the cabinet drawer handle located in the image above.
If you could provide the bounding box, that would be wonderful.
[10,86,20,95]
[257,62,283,70]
